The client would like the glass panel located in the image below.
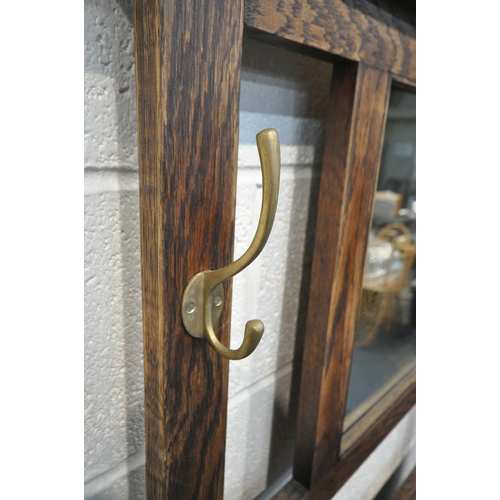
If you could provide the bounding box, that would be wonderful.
[344,87,416,428]
[226,36,333,499]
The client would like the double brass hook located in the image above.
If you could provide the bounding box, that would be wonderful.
[181,129,281,360]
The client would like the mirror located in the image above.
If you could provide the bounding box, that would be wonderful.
[344,87,416,430]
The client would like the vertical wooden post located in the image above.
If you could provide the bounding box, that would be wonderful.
[133,1,243,498]
[293,62,391,489]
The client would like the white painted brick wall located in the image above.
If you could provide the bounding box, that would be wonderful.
[84,1,416,498]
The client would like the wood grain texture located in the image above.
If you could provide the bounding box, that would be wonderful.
[392,466,416,500]
[133,0,243,498]
[270,383,415,500]
[271,479,309,500]
[340,370,416,454]
[244,0,415,81]
[304,392,415,500]
[293,62,391,489]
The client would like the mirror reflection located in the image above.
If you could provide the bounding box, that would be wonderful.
[344,88,416,428]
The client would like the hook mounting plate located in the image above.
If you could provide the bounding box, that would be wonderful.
[182,273,224,339]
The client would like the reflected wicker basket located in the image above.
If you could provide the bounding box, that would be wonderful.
[355,223,416,347]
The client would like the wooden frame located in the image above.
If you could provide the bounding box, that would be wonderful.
[133,0,416,498]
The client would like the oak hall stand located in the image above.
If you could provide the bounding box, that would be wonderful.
[133,1,416,498]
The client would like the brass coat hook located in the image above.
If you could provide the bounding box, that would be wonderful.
[181,128,281,360]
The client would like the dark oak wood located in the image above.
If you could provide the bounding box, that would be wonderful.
[305,390,415,500]
[133,0,416,496]
[293,62,392,489]
[392,467,416,500]
[343,361,415,433]
[244,0,416,81]
[133,0,243,498]
[340,370,416,454]
[273,381,415,500]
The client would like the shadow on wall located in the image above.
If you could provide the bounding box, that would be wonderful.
[107,3,144,493]
[233,37,332,498]
[265,169,321,489]
[84,0,145,498]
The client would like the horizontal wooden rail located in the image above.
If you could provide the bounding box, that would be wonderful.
[272,374,416,500]
[244,0,416,81]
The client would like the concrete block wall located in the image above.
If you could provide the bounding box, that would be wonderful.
[84,1,416,498]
